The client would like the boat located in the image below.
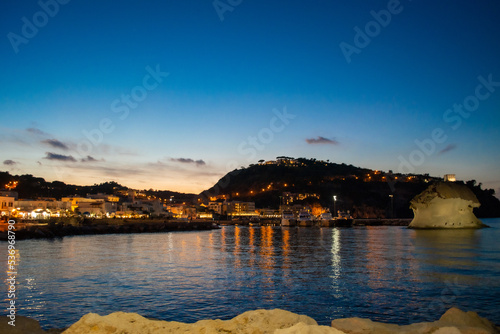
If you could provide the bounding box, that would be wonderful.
[297,211,313,227]
[319,211,334,227]
[333,211,353,227]
[281,210,296,226]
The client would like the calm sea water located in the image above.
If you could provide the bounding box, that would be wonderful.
[2,219,500,329]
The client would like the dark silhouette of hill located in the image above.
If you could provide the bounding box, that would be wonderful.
[0,171,193,202]
[200,158,500,218]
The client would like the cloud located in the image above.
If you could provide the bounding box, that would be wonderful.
[305,136,339,145]
[438,144,457,155]
[3,160,17,166]
[81,155,104,163]
[42,139,69,150]
[43,152,77,162]
[170,158,206,166]
[26,127,48,136]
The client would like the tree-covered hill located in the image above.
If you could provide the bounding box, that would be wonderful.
[200,158,500,218]
[0,171,192,201]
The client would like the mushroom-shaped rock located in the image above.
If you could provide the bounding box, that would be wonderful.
[408,181,488,229]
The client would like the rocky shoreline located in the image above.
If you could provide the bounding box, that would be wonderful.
[1,308,498,334]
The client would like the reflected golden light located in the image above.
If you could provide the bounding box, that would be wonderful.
[196,235,202,253]
[280,228,292,284]
[234,226,241,268]
[208,231,214,247]
[282,229,290,256]
[260,226,275,282]
[249,226,255,247]
[234,226,240,248]
[247,227,256,268]
[220,227,226,250]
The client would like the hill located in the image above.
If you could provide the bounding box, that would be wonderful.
[200,158,500,218]
[0,171,195,202]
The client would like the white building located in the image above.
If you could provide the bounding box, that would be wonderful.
[13,199,71,218]
[0,196,15,216]
[208,201,224,214]
[228,201,257,217]
[87,193,120,202]
[78,200,118,217]
[121,199,166,216]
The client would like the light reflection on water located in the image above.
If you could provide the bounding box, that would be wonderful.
[2,219,500,329]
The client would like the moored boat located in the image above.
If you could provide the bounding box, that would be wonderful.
[333,211,353,227]
[319,211,334,227]
[297,211,313,227]
[281,210,296,226]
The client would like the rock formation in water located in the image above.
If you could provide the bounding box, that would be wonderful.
[408,181,488,229]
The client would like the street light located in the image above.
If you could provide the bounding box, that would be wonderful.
[389,194,394,218]
[333,195,337,217]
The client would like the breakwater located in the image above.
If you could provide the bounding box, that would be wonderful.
[0,218,218,240]
[353,218,411,226]
[218,218,412,226]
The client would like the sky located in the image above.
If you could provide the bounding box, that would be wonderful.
[1,0,500,195]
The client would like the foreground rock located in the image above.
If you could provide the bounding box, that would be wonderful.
[331,308,499,334]
[62,309,317,334]
[5,308,498,334]
[408,181,488,229]
[0,315,46,334]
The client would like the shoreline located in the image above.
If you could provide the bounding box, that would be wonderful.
[0,218,218,240]
[0,218,413,241]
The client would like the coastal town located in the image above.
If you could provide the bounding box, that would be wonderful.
[0,159,464,224]
[0,157,448,222]
[0,184,324,222]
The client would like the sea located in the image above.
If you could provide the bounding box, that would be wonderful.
[2,218,500,329]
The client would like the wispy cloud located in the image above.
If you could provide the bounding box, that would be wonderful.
[81,155,104,163]
[170,158,206,166]
[439,144,457,155]
[26,127,48,136]
[43,152,77,162]
[42,139,69,150]
[3,159,17,166]
[305,136,339,145]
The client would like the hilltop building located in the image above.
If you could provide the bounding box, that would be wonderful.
[444,174,456,182]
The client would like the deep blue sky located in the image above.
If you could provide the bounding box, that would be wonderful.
[1,0,499,194]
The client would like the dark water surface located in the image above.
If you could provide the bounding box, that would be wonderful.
[2,219,500,329]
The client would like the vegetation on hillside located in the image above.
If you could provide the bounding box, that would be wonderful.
[200,158,500,218]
